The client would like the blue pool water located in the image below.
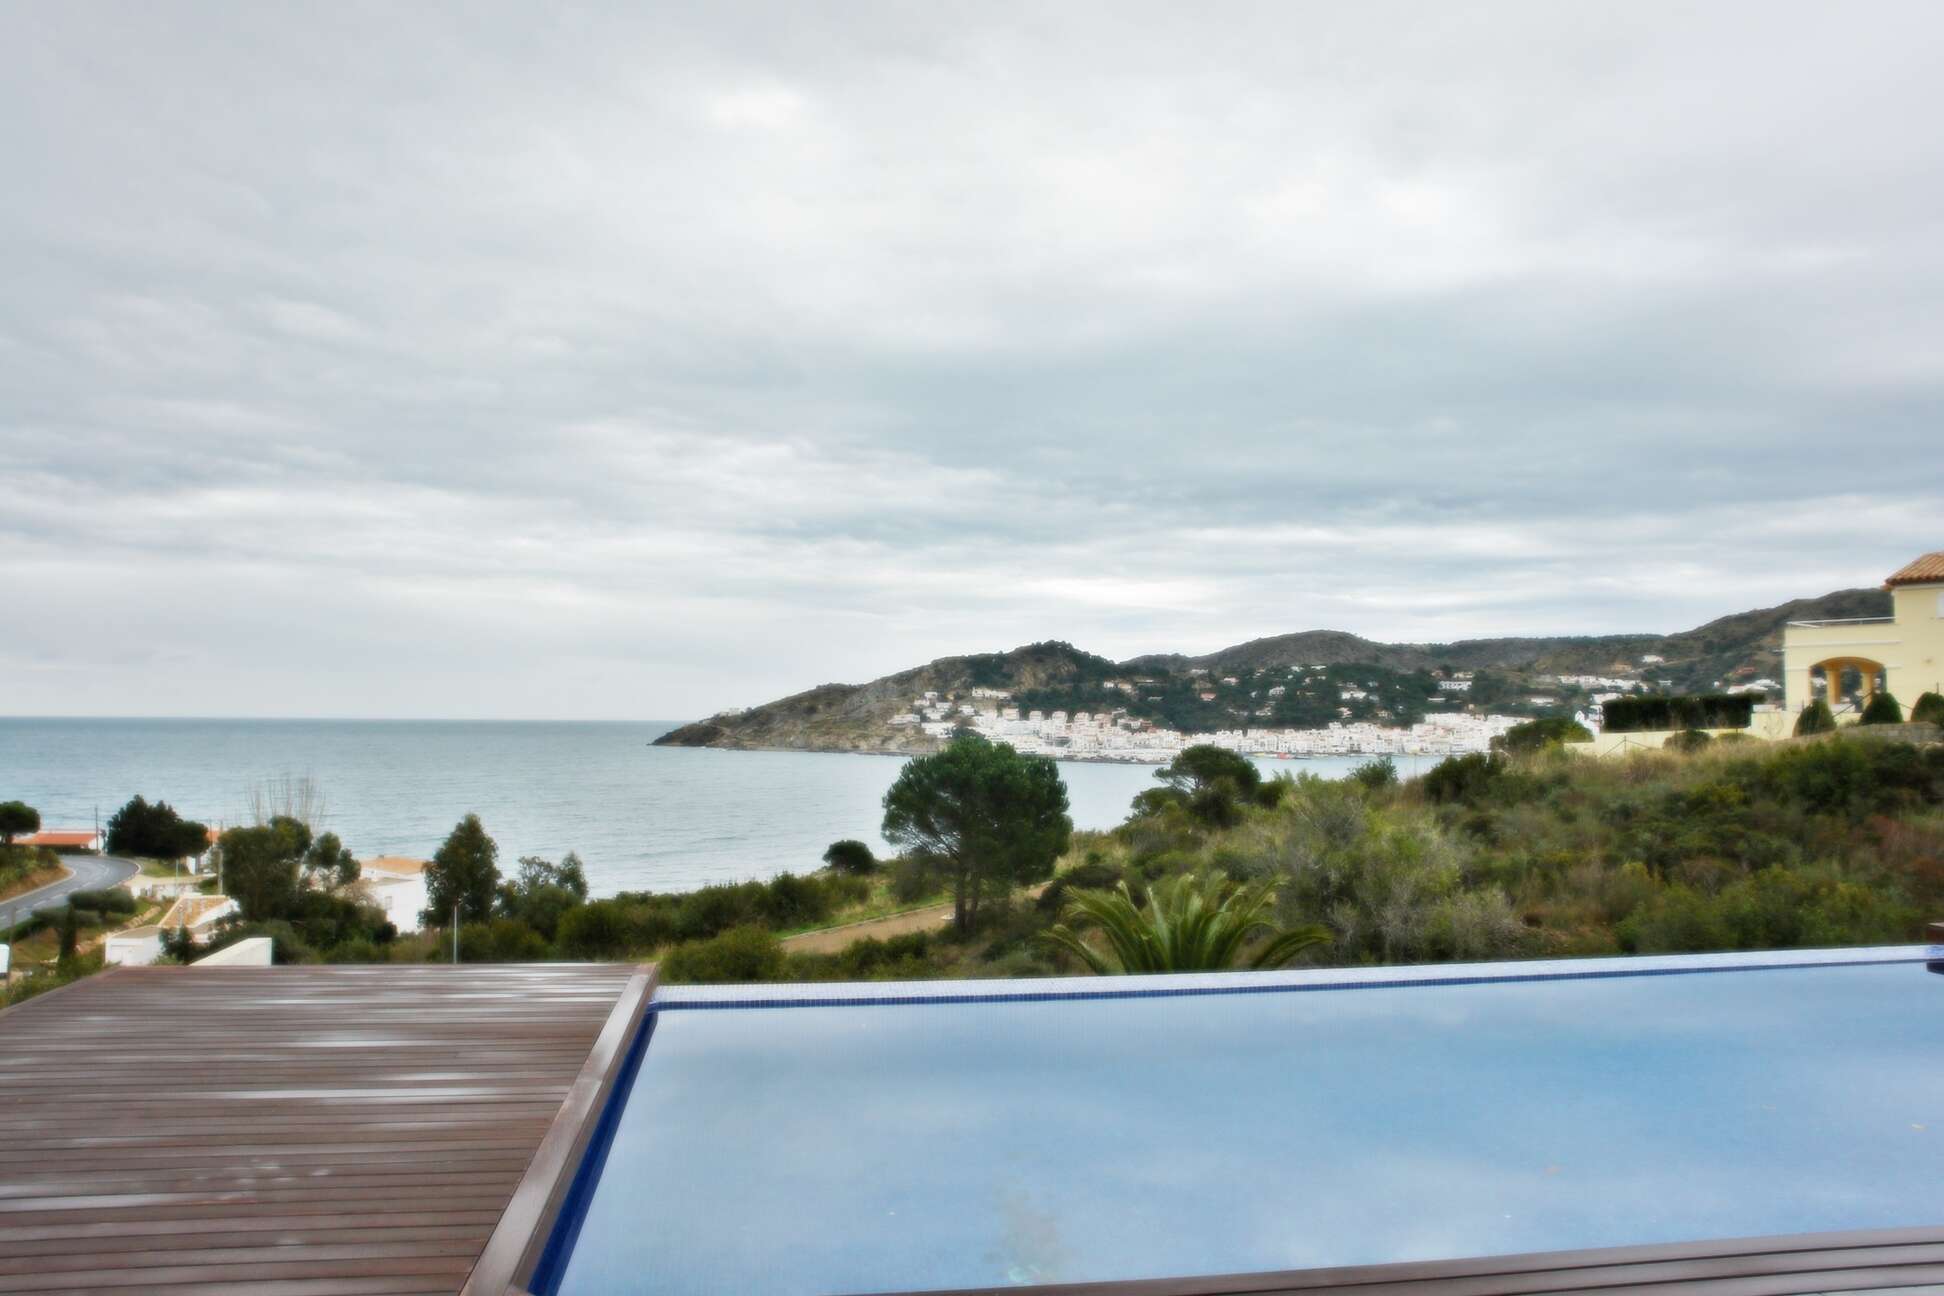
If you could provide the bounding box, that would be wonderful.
[545,950,1944,1294]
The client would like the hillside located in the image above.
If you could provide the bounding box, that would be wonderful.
[653,588,1888,753]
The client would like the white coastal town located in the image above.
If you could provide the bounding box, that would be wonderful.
[887,687,1526,762]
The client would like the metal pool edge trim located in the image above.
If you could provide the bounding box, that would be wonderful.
[460,962,659,1296]
[652,944,1944,1010]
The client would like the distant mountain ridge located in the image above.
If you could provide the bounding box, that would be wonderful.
[653,588,1889,753]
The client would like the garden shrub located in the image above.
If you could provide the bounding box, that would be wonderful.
[1911,692,1944,726]
[1602,694,1757,733]
[1794,699,1837,736]
[1859,692,1904,725]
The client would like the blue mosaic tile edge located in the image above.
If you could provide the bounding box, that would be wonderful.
[651,944,1944,1012]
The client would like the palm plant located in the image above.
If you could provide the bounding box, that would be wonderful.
[1042,872,1331,974]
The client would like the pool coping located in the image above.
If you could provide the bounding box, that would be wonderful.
[860,1225,1944,1295]
[653,942,1944,1009]
[461,962,658,1296]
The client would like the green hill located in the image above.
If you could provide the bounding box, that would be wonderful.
[652,588,1889,752]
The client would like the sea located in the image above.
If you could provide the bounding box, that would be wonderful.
[0,718,1412,896]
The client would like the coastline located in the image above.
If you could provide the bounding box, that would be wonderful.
[649,738,1405,767]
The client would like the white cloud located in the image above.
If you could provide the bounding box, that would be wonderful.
[1,1,1940,717]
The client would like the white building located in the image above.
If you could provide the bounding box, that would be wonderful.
[356,857,431,934]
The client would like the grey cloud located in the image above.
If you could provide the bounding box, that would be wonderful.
[3,1,1941,717]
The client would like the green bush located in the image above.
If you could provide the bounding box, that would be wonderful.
[661,925,784,983]
[1753,737,1941,820]
[888,856,935,903]
[820,872,872,909]
[1350,757,1399,791]
[1602,694,1758,734]
[1665,729,1713,754]
[1911,692,1944,726]
[756,872,832,929]
[1794,699,1837,736]
[1494,718,1593,753]
[1618,867,1913,953]
[1422,753,1504,805]
[459,917,551,962]
[556,900,635,959]
[1859,692,1904,725]
[790,931,936,981]
[65,888,136,916]
[1037,858,1124,912]
[822,839,878,874]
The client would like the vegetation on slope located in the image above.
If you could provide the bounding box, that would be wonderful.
[178,729,1943,985]
[655,589,1887,752]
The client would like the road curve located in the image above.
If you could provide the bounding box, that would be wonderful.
[1,854,141,925]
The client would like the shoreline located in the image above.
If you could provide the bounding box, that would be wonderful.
[649,740,1425,766]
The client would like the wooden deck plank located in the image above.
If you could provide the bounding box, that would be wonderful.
[0,964,645,1296]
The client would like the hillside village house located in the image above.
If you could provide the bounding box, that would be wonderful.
[357,855,431,933]
[1783,551,1944,716]
[13,828,102,852]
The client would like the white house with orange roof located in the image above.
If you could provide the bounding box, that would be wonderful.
[1783,550,1944,718]
[355,856,431,934]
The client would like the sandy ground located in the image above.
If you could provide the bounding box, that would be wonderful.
[781,903,955,954]
[781,881,1053,955]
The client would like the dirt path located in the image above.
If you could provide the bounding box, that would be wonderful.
[781,881,1053,955]
[782,904,954,954]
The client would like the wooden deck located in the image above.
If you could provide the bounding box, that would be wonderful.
[0,962,653,1296]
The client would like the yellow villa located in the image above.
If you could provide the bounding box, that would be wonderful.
[1783,550,1944,718]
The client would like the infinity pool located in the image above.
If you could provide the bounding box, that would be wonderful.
[539,948,1944,1294]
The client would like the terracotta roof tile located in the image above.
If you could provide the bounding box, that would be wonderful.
[1886,550,1944,587]
[19,830,98,847]
[364,855,431,875]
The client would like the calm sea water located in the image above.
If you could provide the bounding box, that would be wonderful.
[0,718,1395,895]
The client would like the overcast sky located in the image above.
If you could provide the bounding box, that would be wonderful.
[5,3,1942,720]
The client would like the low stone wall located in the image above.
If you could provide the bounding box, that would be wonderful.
[193,936,274,966]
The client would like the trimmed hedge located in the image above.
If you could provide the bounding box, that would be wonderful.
[1600,694,1758,734]
[1859,692,1904,725]
[1795,699,1837,736]
[1913,692,1944,726]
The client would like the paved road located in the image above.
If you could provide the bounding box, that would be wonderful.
[1,854,141,928]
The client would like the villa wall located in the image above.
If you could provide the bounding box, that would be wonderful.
[1783,580,1944,714]
[1889,582,1944,702]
